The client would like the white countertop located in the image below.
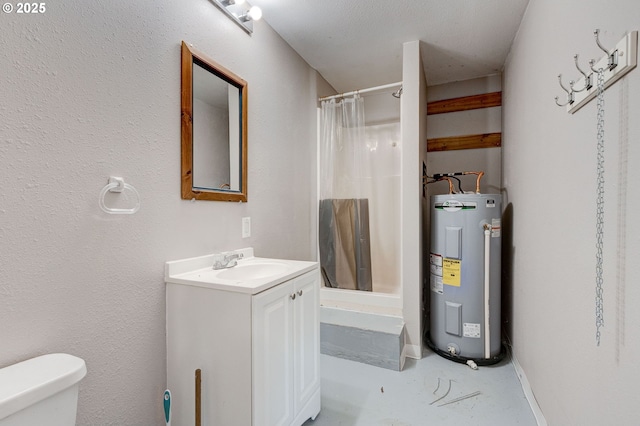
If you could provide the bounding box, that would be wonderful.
[165,248,318,295]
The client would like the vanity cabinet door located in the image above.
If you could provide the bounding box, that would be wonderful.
[292,272,320,415]
[252,270,321,426]
[252,280,295,426]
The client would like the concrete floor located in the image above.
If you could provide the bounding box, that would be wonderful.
[303,348,538,426]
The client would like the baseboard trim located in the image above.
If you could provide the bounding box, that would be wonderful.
[404,343,422,360]
[509,348,548,426]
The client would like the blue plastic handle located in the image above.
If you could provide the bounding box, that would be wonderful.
[163,390,171,424]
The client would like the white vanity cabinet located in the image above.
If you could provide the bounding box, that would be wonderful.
[166,253,320,426]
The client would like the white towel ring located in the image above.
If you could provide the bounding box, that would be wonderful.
[99,177,140,215]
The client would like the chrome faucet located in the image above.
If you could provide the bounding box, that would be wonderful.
[212,252,244,270]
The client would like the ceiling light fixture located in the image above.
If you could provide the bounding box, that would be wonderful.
[212,0,262,34]
[239,5,262,22]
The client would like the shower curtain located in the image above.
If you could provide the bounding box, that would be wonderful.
[319,95,373,291]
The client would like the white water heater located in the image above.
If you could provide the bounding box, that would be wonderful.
[428,193,503,363]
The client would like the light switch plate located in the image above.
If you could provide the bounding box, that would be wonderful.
[242,217,251,238]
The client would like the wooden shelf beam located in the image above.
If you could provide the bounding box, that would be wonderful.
[427,91,502,115]
[427,132,502,152]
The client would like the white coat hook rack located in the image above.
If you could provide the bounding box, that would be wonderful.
[99,176,141,215]
[555,29,637,114]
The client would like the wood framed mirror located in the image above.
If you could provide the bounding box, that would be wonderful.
[181,41,248,202]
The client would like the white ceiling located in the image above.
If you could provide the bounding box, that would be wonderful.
[249,0,530,92]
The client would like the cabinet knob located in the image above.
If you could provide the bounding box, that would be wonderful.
[290,293,296,300]
[297,290,303,296]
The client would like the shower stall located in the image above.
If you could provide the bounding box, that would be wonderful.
[315,42,427,368]
[318,83,403,317]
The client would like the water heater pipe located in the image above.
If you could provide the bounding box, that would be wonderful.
[427,171,485,193]
[483,224,491,359]
[464,171,485,193]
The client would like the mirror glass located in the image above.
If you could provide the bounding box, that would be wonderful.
[181,41,248,201]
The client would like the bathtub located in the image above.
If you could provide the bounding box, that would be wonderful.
[320,286,402,316]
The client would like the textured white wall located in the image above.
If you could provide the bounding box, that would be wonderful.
[504,0,640,424]
[0,1,318,424]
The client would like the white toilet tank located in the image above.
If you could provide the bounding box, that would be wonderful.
[0,353,87,426]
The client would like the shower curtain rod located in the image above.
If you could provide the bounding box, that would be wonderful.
[319,81,402,101]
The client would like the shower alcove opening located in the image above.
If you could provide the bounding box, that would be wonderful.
[318,83,406,371]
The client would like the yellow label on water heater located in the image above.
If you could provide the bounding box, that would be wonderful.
[442,258,461,286]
